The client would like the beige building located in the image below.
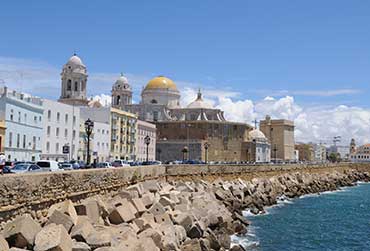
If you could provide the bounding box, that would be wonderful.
[260,115,295,161]
[110,108,137,161]
[136,120,156,162]
[0,120,6,152]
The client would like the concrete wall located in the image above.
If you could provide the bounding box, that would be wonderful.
[0,162,368,223]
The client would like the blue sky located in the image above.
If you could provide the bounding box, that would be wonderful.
[1,1,370,143]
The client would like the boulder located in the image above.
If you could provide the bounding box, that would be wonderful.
[3,214,41,249]
[48,200,78,225]
[159,197,176,209]
[85,231,111,249]
[130,198,147,215]
[127,184,144,197]
[141,180,160,193]
[181,239,202,251]
[72,241,91,251]
[148,203,166,216]
[108,201,137,224]
[138,228,163,249]
[141,193,155,208]
[230,244,246,251]
[9,248,28,251]
[46,209,75,232]
[154,213,173,225]
[0,234,9,251]
[187,223,203,239]
[170,211,193,232]
[34,223,72,251]
[75,199,101,223]
[70,219,95,242]
[134,237,160,251]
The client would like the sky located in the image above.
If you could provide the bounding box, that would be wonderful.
[1,1,370,145]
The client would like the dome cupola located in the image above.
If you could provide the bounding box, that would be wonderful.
[187,89,213,109]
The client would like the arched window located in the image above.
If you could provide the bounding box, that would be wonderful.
[151,99,158,104]
[116,96,121,105]
[67,80,72,91]
[74,82,78,91]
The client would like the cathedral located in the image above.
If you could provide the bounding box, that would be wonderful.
[111,75,226,122]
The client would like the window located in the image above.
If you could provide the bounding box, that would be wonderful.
[56,128,59,137]
[57,112,60,122]
[47,126,51,136]
[16,133,20,148]
[8,132,12,147]
[74,82,78,91]
[32,136,36,150]
[65,114,68,124]
[56,143,59,152]
[153,111,159,121]
[23,135,26,148]
[34,116,37,123]
[64,129,68,138]
[48,110,51,120]
[73,116,76,125]
[24,114,27,123]
[46,142,50,152]
[18,112,21,122]
[67,80,72,91]
[73,130,76,140]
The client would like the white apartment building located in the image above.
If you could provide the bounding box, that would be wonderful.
[41,99,80,161]
[78,107,111,162]
[0,87,43,161]
[136,120,156,162]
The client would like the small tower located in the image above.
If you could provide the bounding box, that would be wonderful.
[59,54,88,106]
[350,138,356,154]
[111,73,132,110]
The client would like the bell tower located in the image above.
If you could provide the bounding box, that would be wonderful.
[59,54,88,106]
[111,73,132,110]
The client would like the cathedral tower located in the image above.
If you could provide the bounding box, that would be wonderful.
[59,54,88,106]
[111,73,132,110]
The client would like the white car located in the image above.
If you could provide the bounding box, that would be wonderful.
[36,160,62,172]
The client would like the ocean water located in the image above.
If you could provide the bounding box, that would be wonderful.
[233,182,370,251]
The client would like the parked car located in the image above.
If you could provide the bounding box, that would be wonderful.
[36,160,62,172]
[9,163,44,174]
[60,163,74,170]
[96,162,113,168]
[112,160,130,167]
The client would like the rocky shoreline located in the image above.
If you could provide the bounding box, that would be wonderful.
[0,168,369,251]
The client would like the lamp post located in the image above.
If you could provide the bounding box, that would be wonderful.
[182,146,188,162]
[144,135,151,163]
[273,144,277,163]
[84,118,94,167]
[204,142,210,163]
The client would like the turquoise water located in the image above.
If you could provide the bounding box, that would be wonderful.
[235,182,370,251]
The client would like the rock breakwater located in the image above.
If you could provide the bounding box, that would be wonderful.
[0,168,369,251]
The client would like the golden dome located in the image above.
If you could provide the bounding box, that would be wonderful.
[145,76,178,91]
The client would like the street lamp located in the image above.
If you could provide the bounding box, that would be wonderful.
[182,146,188,162]
[84,118,94,167]
[273,144,277,163]
[204,142,210,163]
[144,135,151,163]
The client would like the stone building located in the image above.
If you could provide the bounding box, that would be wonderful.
[58,54,89,106]
[156,121,252,162]
[350,143,370,162]
[0,120,6,153]
[0,87,43,161]
[244,128,271,163]
[136,120,156,162]
[260,115,295,161]
[295,143,314,162]
[41,99,80,161]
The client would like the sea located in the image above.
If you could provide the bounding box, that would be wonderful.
[232,182,370,251]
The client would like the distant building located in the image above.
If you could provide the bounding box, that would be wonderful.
[350,144,370,162]
[260,115,295,161]
[328,145,350,160]
[0,120,6,153]
[0,87,43,161]
[295,143,314,162]
[244,128,271,163]
[136,120,156,162]
[313,143,326,162]
[156,120,251,162]
[41,99,80,161]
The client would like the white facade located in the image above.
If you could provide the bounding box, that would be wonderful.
[136,120,156,161]
[313,143,327,162]
[91,121,111,163]
[79,107,111,162]
[41,99,80,161]
[0,87,43,161]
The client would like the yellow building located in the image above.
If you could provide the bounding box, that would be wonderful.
[110,107,137,160]
[0,120,6,153]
